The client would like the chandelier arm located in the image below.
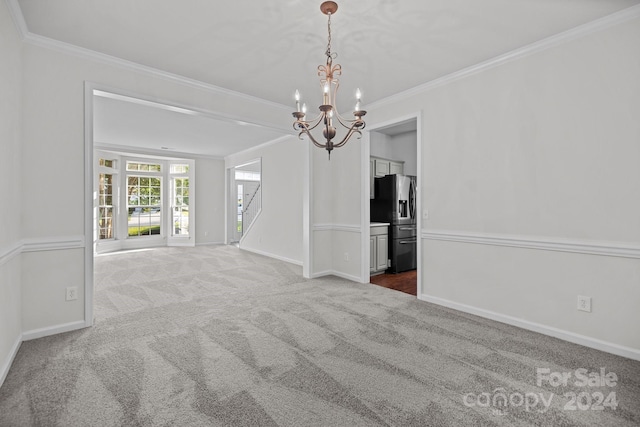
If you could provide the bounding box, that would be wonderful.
[333,125,362,149]
[334,112,359,128]
[304,113,326,131]
[299,126,329,148]
[293,112,325,133]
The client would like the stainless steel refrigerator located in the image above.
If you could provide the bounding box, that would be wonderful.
[370,174,417,273]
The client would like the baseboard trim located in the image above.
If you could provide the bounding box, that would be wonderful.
[238,246,303,266]
[420,294,640,362]
[0,333,22,388]
[422,230,640,259]
[195,241,225,246]
[22,320,87,341]
[310,269,363,283]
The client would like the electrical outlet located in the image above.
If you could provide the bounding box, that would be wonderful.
[66,286,78,301]
[577,295,591,312]
[344,252,349,262]
[204,231,208,237]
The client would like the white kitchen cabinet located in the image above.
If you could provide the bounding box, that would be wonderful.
[374,159,390,177]
[389,161,404,175]
[370,224,389,274]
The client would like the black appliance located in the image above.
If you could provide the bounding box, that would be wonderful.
[371,174,417,273]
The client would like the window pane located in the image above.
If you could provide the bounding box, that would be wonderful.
[170,164,189,174]
[128,206,161,237]
[126,173,162,237]
[127,162,161,172]
[99,159,115,168]
[98,173,114,240]
[171,176,190,237]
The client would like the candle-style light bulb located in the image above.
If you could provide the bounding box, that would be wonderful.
[294,90,301,112]
[302,103,307,117]
[355,88,362,112]
[323,82,330,105]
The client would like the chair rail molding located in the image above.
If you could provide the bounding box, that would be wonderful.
[0,241,22,267]
[421,230,640,259]
[313,224,361,233]
[1,236,86,267]
[21,235,86,253]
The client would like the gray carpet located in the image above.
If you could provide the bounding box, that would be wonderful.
[1,245,638,426]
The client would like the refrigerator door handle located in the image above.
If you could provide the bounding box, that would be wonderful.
[399,240,417,245]
[399,226,415,231]
[409,179,416,220]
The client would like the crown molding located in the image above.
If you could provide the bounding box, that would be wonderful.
[421,230,640,259]
[5,0,291,113]
[94,142,224,161]
[368,4,640,110]
[23,32,291,112]
[8,1,640,116]
[224,134,296,163]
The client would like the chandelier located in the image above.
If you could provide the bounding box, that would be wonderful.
[292,1,366,159]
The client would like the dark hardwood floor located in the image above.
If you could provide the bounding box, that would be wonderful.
[369,270,417,296]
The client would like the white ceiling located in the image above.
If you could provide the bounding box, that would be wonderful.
[14,0,640,156]
[93,91,287,158]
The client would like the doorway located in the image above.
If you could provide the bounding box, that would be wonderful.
[227,159,262,244]
[365,114,421,297]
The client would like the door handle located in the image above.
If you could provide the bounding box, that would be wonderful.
[399,227,415,231]
[399,240,416,245]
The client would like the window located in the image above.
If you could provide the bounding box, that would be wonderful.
[172,177,189,236]
[170,163,190,237]
[99,158,115,168]
[170,164,189,174]
[127,175,162,237]
[98,173,114,240]
[97,157,117,240]
[235,170,260,181]
[94,154,195,252]
[126,162,161,172]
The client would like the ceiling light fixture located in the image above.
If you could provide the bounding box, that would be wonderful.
[292,1,366,159]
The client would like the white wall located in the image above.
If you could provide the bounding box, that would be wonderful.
[390,132,418,176]
[18,38,290,335]
[195,158,225,245]
[226,136,304,265]
[311,134,365,282]
[370,131,391,159]
[0,0,24,385]
[369,16,640,355]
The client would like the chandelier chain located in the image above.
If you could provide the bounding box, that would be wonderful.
[325,12,333,62]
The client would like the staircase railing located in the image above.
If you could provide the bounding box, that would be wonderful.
[241,183,261,236]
